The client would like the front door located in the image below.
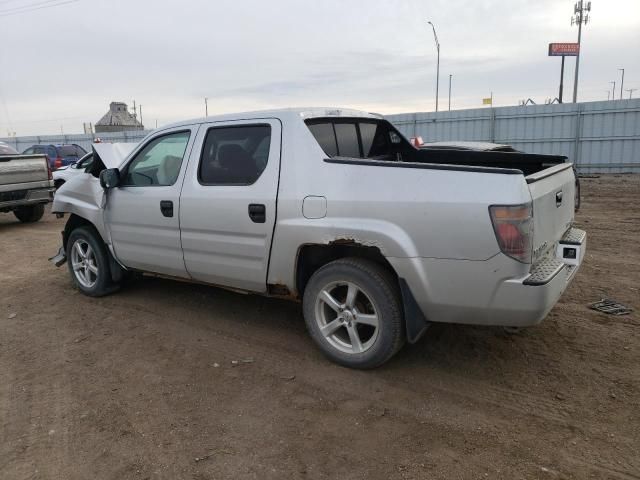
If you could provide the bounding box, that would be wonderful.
[179,119,282,292]
[104,127,198,278]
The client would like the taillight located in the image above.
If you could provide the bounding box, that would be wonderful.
[54,157,63,169]
[489,204,533,263]
[46,160,53,180]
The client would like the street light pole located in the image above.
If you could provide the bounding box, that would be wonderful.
[618,68,625,99]
[427,21,440,112]
[204,97,208,117]
[626,88,637,99]
[610,81,616,101]
[448,74,452,111]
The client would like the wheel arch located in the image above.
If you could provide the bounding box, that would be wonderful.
[63,213,126,283]
[294,242,429,344]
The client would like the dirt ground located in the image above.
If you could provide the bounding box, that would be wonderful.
[1,175,639,480]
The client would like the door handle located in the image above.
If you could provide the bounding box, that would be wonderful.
[556,190,563,207]
[248,204,266,223]
[160,200,173,217]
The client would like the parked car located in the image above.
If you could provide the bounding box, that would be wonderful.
[1,146,55,223]
[418,140,581,211]
[0,141,19,155]
[22,144,87,171]
[51,108,586,369]
[52,144,137,189]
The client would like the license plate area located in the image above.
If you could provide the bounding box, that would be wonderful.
[556,227,586,267]
[556,244,581,266]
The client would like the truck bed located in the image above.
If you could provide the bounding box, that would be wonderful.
[411,148,566,177]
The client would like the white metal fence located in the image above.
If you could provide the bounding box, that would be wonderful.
[0,130,151,155]
[387,98,640,173]
[3,99,639,173]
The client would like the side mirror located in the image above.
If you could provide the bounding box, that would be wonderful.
[99,168,120,189]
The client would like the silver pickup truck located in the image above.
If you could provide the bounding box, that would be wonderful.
[51,108,586,368]
[1,142,54,223]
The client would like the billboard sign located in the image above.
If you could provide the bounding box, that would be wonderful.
[548,43,580,56]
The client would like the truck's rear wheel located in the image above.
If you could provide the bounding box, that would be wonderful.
[66,227,116,297]
[13,204,45,223]
[303,258,404,369]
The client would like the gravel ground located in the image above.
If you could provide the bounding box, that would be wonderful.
[1,175,639,480]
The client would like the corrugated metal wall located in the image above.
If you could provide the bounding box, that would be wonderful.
[0,130,151,154]
[2,99,639,173]
[388,99,640,173]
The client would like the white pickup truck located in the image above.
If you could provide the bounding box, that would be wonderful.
[1,142,54,223]
[51,108,585,368]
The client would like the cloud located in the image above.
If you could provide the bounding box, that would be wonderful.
[0,0,638,135]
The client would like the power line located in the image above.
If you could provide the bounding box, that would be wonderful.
[0,0,78,17]
[0,0,66,13]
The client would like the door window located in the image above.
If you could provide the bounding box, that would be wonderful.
[198,125,271,185]
[121,131,190,186]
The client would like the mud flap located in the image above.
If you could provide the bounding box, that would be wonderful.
[399,278,430,343]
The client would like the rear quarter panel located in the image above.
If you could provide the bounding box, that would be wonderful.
[267,118,533,290]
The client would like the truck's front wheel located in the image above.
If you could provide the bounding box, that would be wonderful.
[66,227,116,297]
[13,204,45,223]
[303,258,405,369]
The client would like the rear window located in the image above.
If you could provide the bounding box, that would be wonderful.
[58,145,84,157]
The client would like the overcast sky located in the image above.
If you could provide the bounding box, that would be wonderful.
[0,0,638,136]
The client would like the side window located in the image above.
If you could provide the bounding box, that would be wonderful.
[199,125,271,185]
[23,147,34,154]
[307,123,337,157]
[33,146,45,154]
[122,131,190,186]
[334,123,360,158]
[48,146,57,158]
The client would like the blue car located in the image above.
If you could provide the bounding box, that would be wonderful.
[21,144,87,170]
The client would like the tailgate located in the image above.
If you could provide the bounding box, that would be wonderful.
[527,164,576,263]
[0,155,49,186]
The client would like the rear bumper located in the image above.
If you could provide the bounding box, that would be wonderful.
[0,187,55,210]
[389,228,586,327]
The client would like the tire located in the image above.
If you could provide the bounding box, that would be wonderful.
[13,204,45,223]
[574,176,581,211]
[66,226,117,297]
[54,179,65,190]
[303,258,405,369]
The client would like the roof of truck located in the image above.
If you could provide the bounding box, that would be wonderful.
[159,107,384,131]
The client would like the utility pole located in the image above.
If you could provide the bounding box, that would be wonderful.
[132,99,137,122]
[448,74,452,111]
[571,1,591,103]
[618,68,625,99]
[610,81,616,101]
[427,21,440,112]
[626,88,637,99]
[204,97,208,117]
[139,105,143,129]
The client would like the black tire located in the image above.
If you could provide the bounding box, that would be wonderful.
[66,226,117,297]
[574,175,581,211]
[13,203,45,223]
[303,258,405,369]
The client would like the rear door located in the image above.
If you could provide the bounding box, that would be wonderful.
[104,127,198,278]
[527,164,576,263]
[179,119,282,292]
